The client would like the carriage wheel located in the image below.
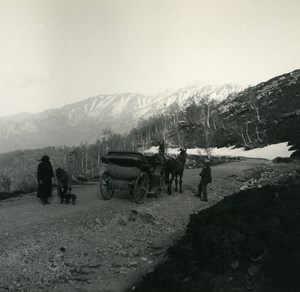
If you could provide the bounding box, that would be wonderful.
[99,172,114,200]
[133,172,149,204]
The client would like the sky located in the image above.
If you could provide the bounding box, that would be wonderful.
[0,0,300,117]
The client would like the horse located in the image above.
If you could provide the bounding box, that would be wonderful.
[164,148,187,195]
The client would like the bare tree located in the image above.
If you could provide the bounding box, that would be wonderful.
[256,126,263,142]
[206,103,210,128]
[245,121,252,143]
[240,124,249,147]
[250,93,262,123]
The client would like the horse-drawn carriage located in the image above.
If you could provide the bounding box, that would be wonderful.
[98,151,164,203]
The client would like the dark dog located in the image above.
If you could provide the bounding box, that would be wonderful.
[64,193,77,205]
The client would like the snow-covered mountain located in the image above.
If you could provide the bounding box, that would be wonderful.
[0,82,244,153]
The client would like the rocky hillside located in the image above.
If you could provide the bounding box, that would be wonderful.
[0,83,242,153]
[218,69,300,152]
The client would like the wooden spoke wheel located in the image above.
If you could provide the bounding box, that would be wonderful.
[99,172,114,200]
[133,172,149,204]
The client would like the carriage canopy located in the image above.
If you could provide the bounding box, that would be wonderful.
[101,151,149,168]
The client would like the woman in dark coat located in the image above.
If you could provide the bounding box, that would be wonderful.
[37,155,54,205]
[197,159,212,202]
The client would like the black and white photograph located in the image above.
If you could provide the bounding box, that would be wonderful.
[0,0,300,291]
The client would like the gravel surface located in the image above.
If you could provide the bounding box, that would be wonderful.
[0,159,268,292]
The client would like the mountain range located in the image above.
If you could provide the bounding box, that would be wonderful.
[0,82,243,153]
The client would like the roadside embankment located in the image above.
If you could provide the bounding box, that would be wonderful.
[129,160,300,292]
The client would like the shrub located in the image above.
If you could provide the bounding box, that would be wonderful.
[273,157,293,163]
[14,179,37,194]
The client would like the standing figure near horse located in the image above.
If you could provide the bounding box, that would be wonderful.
[164,148,187,195]
[37,155,54,205]
[197,159,212,202]
[157,141,167,174]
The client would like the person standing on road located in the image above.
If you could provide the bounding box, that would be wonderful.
[37,155,54,205]
[55,168,72,204]
[197,159,212,202]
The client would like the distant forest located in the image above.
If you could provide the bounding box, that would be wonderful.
[0,96,225,192]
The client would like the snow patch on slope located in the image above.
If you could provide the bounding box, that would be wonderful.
[188,142,295,160]
[90,98,98,111]
[145,142,295,160]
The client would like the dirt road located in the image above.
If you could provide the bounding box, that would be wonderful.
[0,159,266,292]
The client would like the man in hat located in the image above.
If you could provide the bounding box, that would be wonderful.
[197,159,212,202]
[55,167,72,204]
[37,155,54,205]
[158,141,165,154]
[158,141,167,165]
